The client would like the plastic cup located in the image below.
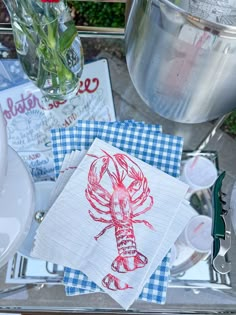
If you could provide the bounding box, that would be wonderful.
[178,215,213,253]
[181,156,218,193]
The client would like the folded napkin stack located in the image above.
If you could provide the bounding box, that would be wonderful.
[31,120,193,309]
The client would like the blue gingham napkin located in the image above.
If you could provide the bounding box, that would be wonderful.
[51,120,163,177]
[50,120,183,304]
[96,124,181,177]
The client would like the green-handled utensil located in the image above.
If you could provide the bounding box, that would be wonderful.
[212,171,231,274]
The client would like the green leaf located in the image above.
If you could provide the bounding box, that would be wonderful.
[47,19,58,49]
[64,20,75,28]
[37,58,47,89]
[41,60,57,74]
[59,24,77,53]
[51,73,59,88]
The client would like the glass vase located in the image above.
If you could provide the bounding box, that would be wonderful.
[3,0,84,100]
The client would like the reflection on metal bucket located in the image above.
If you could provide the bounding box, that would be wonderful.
[125,0,236,123]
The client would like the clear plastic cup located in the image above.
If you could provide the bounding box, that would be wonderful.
[178,215,213,253]
[181,156,218,193]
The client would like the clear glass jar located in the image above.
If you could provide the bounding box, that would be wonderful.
[3,0,84,100]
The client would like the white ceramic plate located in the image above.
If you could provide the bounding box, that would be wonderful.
[0,146,35,269]
[0,107,7,192]
[19,180,55,258]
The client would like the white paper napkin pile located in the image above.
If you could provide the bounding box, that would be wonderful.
[31,138,192,309]
[48,150,87,207]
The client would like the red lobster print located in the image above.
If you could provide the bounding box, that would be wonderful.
[85,150,154,290]
[102,274,133,291]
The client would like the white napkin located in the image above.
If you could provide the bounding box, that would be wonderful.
[49,150,86,207]
[32,138,189,309]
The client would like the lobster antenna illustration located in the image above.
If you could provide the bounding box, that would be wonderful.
[101,149,125,185]
[87,153,99,159]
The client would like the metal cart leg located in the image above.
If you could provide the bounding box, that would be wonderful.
[193,114,230,154]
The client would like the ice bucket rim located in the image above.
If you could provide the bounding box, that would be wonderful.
[154,0,236,36]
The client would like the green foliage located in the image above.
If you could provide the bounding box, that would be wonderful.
[67,1,125,27]
[223,111,236,136]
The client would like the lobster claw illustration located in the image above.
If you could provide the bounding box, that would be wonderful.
[102,273,133,291]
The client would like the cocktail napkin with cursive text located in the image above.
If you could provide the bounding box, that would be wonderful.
[0,59,115,180]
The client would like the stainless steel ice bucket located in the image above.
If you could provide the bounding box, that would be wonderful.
[125,0,236,123]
